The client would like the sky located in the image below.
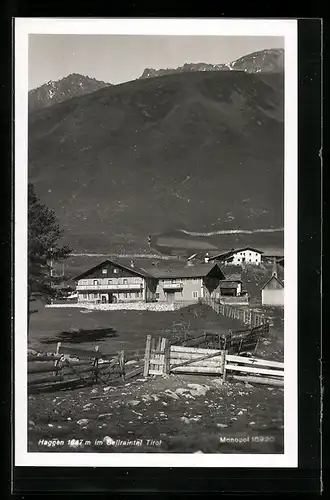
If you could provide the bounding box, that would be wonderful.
[28,35,284,90]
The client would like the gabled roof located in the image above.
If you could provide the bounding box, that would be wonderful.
[74,259,154,281]
[145,262,224,279]
[260,274,284,290]
[209,247,264,261]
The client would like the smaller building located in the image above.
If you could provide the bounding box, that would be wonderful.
[210,247,263,266]
[261,261,284,307]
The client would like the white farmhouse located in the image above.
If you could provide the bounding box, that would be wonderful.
[210,247,263,266]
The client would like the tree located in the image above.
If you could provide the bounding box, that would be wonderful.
[28,183,72,332]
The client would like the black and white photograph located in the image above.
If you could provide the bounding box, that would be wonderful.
[15,18,298,467]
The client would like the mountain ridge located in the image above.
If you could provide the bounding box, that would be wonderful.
[28,73,112,113]
[28,69,284,253]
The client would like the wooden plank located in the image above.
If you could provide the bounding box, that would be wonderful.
[226,355,284,369]
[28,362,60,374]
[171,351,224,361]
[125,365,143,380]
[28,355,61,362]
[171,346,221,355]
[231,375,284,387]
[143,335,152,377]
[164,339,170,375]
[170,366,224,374]
[159,337,166,375]
[149,358,164,366]
[170,359,223,368]
[58,345,102,359]
[28,373,63,384]
[170,350,224,370]
[225,364,284,377]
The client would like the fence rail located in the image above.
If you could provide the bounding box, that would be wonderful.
[202,297,267,328]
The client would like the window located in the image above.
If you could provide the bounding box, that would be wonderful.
[82,280,87,285]
[135,292,140,298]
[108,279,112,284]
[93,280,99,285]
[123,279,128,285]
[102,268,107,274]
[82,293,88,299]
[114,268,118,274]
[134,278,140,283]
[156,293,160,299]
[93,293,98,299]
[171,279,176,284]
[124,293,128,298]
[192,291,198,298]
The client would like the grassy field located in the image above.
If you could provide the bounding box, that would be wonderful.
[29,301,244,354]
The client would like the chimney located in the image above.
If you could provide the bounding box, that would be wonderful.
[272,257,278,278]
[130,260,135,268]
[204,252,210,264]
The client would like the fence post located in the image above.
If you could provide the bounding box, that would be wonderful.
[222,350,227,382]
[143,335,152,377]
[164,338,170,375]
[119,350,125,381]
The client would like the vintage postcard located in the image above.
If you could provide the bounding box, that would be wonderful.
[15,18,297,467]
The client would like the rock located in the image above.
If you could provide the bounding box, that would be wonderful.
[48,423,54,427]
[91,388,98,394]
[28,420,35,426]
[175,388,188,395]
[162,401,168,406]
[151,394,159,401]
[187,384,210,397]
[180,416,191,424]
[99,413,112,419]
[77,419,89,426]
[142,395,152,402]
[216,423,228,428]
[103,386,112,392]
[126,360,137,366]
[237,411,244,415]
[194,451,204,454]
[212,379,224,387]
[67,417,72,421]
[249,421,256,425]
[129,400,140,406]
[27,349,38,355]
[244,382,254,388]
[164,390,179,400]
[83,403,92,409]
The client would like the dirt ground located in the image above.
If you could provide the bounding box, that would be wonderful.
[28,372,284,454]
[27,302,284,454]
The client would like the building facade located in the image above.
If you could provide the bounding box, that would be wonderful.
[74,259,246,305]
[210,247,263,266]
[75,260,157,304]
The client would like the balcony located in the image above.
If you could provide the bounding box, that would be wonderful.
[76,283,144,291]
[162,282,183,290]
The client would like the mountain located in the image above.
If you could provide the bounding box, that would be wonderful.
[28,73,112,113]
[28,70,284,254]
[140,49,284,79]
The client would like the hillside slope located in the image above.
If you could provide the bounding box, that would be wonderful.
[29,70,284,253]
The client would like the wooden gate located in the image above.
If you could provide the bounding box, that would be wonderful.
[143,335,226,379]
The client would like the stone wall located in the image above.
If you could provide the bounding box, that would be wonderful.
[46,301,192,312]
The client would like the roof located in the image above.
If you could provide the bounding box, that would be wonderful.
[260,274,284,290]
[223,273,242,281]
[145,262,223,279]
[209,247,264,261]
[74,259,154,281]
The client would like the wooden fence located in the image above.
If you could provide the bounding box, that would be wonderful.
[28,343,145,393]
[202,297,267,328]
[143,335,283,386]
